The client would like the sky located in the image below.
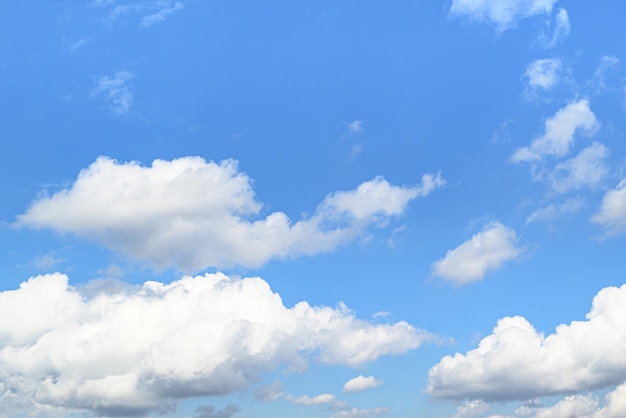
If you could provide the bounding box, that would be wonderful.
[1,0,626,417]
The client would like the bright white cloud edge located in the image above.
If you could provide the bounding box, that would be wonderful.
[343,375,383,393]
[427,284,626,402]
[0,272,432,416]
[431,222,522,284]
[16,156,445,272]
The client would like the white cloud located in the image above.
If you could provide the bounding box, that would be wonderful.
[588,56,620,94]
[91,71,134,115]
[427,284,626,401]
[347,120,364,135]
[549,142,609,193]
[526,395,598,418]
[525,58,562,90]
[525,197,583,224]
[343,375,383,393]
[543,8,570,48]
[449,0,557,31]
[293,393,336,406]
[31,253,64,270]
[449,400,490,418]
[194,404,240,418]
[431,222,522,285]
[16,157,444,272]
[591,179,626,236]
[140,1,184,28]
[511,100,598,162]
[331,407,389,418]
[0,272,430,416]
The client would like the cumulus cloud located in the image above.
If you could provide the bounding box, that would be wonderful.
[16,156,444,272]
[91,71,134,115]
[525,58,562,90]
[591,179,626,236]
[427,284,626,401]
[525,197,583,224]
[548,142,609,193]
[431,223,522,285]
[449,0,557,31]
[0,272,430,416]
[511,100,598,162]
[343,375,383,393]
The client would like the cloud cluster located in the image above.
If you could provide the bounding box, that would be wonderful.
[449,0,558,31]
[0,272,430,416]
[431,223,522,284]
[427,284,626,401]
[525,58,562,90]
[17,156,443,272]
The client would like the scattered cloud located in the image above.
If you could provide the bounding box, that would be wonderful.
[254,380,286,402]
[511,99,598,162]
[548,142,609,193]
[194,404,240,418]
[140,1,184,28]
[91,71,134,115]
[30,253,64,270]
[347,120,364,135]
[525,58,562,90]
[331,407,389,418]
[103,1,184,28]
[448,400,489,418]
[431,222,522,285]
[293,393,336,406]
[525,197,583,224]
[0,272,431,416]
[449,0,558,31]
[343,375,383,393]
[16,157,444,272]
[543,7,570,48]
[588,55,620,95]
[65,37,91,53]
[591,179,626,236]
[427,284,626,401]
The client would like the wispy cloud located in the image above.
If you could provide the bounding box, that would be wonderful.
[449,0,558,31]
[140,1,184,28]
[542,7,571,48]
[526,197,584,224]
[91,71,134,114]
[592,178,626,236]
[525,58,562,90]
[104,1,184,28]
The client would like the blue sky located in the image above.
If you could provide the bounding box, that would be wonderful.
[2,1,626,417]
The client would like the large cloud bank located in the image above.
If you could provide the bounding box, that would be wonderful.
[427,284,626,401]
[0,272,430,416]
[17,156,443,271]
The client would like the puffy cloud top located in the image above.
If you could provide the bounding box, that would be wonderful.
[0,272,431,416]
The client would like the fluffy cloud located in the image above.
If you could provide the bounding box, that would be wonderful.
[0,272,430,416]
[427,284,626,401]
[343,375,383,393]
[16,156,444,272]
[548,142,609,193]
[449,0,557,30]
[91,71,134,115]
[525,58,562,90]
[449,400,489,418]
[431,223,522,285]
[511,100,598,162]
[591,179,626,236]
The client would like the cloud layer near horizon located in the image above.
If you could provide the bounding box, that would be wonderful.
[0,272,430,416]
[427,284,626,402]
[16,156,444,272]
